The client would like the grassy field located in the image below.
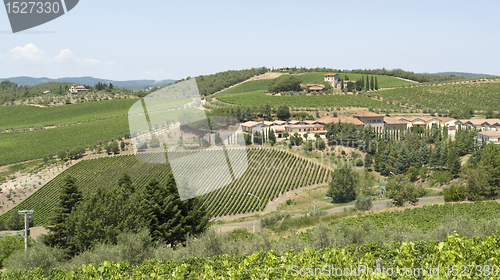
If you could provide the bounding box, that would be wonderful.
[0,149,328,225]
[215,72,416,97]
[0,99,136,129]
[0,117,129,166]
[375,81,500,110]
[217,90,399,108]
[216,79,274,96]
[298,72,417,88]
[0,98,192,129]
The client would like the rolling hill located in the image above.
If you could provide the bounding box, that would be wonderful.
[0,76,176,90]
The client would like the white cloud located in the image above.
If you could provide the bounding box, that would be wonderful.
[9,43,45,61]
[54,49,75,62]
[82,58,102,65]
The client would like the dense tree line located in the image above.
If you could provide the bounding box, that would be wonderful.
[323,120,479,180]
[192,67,268,96]
[43,174,209,258]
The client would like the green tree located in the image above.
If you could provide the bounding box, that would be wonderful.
[243,133,252,145]
[268,128,276,146]
[364,153,373,170]
[365,75,370,91]
[57,150,67,160]
[386,174,419,207]
[214,132,223,146]
[149,136,160,148]
[283,131,289,140]
[355,196,372,211]
[0,235,29,268]
[7,211,24,230]
[374,77,378,90]
[268,75,302,93]
[61,174,145,255]
[346,81,355,92]
[253,131,262,145]
[329,167,359,203]
[370,76,375,91]
[110,141,120,154]
[316,138,326,150]
[44,175,82,257]
[120,141,126,151]
[263,104,272,120]
[276,105,291,120]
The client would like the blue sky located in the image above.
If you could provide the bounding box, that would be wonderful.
[0,0,499,80]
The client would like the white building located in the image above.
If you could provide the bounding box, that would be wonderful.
[477,130,500,144]
[324,73,339,88]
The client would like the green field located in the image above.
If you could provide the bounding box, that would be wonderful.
[3,233,499,279]
[298,72,417,88]
[375,82,500,110]
[0,149,327,225]
[330,201,500,232]
[216,79,274,96]
[216,72,416,97]
[0,98,191,129]
[217,90,398,108]
[0,117,129,166]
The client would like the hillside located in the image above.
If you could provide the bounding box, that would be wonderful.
[374,79,500,111]
[0,149,328,225]
[0,76,176,90]
[427,72,495,78]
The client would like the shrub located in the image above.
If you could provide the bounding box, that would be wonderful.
[443,185,466,202]
[355,196,373,211]
[261,212,291,227]
[5,242,65,276]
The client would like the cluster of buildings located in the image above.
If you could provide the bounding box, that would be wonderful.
[68,84,89,94]
[240,113,500,144]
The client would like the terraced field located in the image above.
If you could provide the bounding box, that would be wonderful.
[0,148,328,225]
[0,116,129,166]
[375,81,500,110]
[216,72,416,97]
[217,90,399,108]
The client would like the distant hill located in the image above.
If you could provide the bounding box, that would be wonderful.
[0,76,176,90]
[426,72,495,79]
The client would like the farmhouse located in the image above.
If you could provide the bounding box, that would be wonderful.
[241,121,266,134]
[324,73,339,88]
[69,84,89,94]
[300,83,325,91]
[477,130,500,144]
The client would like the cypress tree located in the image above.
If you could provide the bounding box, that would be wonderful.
[371,76,375,90]
[341,78,344,90]
[366,75,370,91]
[269,128,276,145]
[375,77,379,90]
[45,175,82,257]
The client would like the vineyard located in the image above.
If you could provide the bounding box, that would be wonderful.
[216,72,416,97]
[216,90,399,108]
[3,234,500,279]
[329,201,500,232]
[0,148,328,225]
[0,116,130,166]
[0,99,136,129]
[375,81,500,111]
